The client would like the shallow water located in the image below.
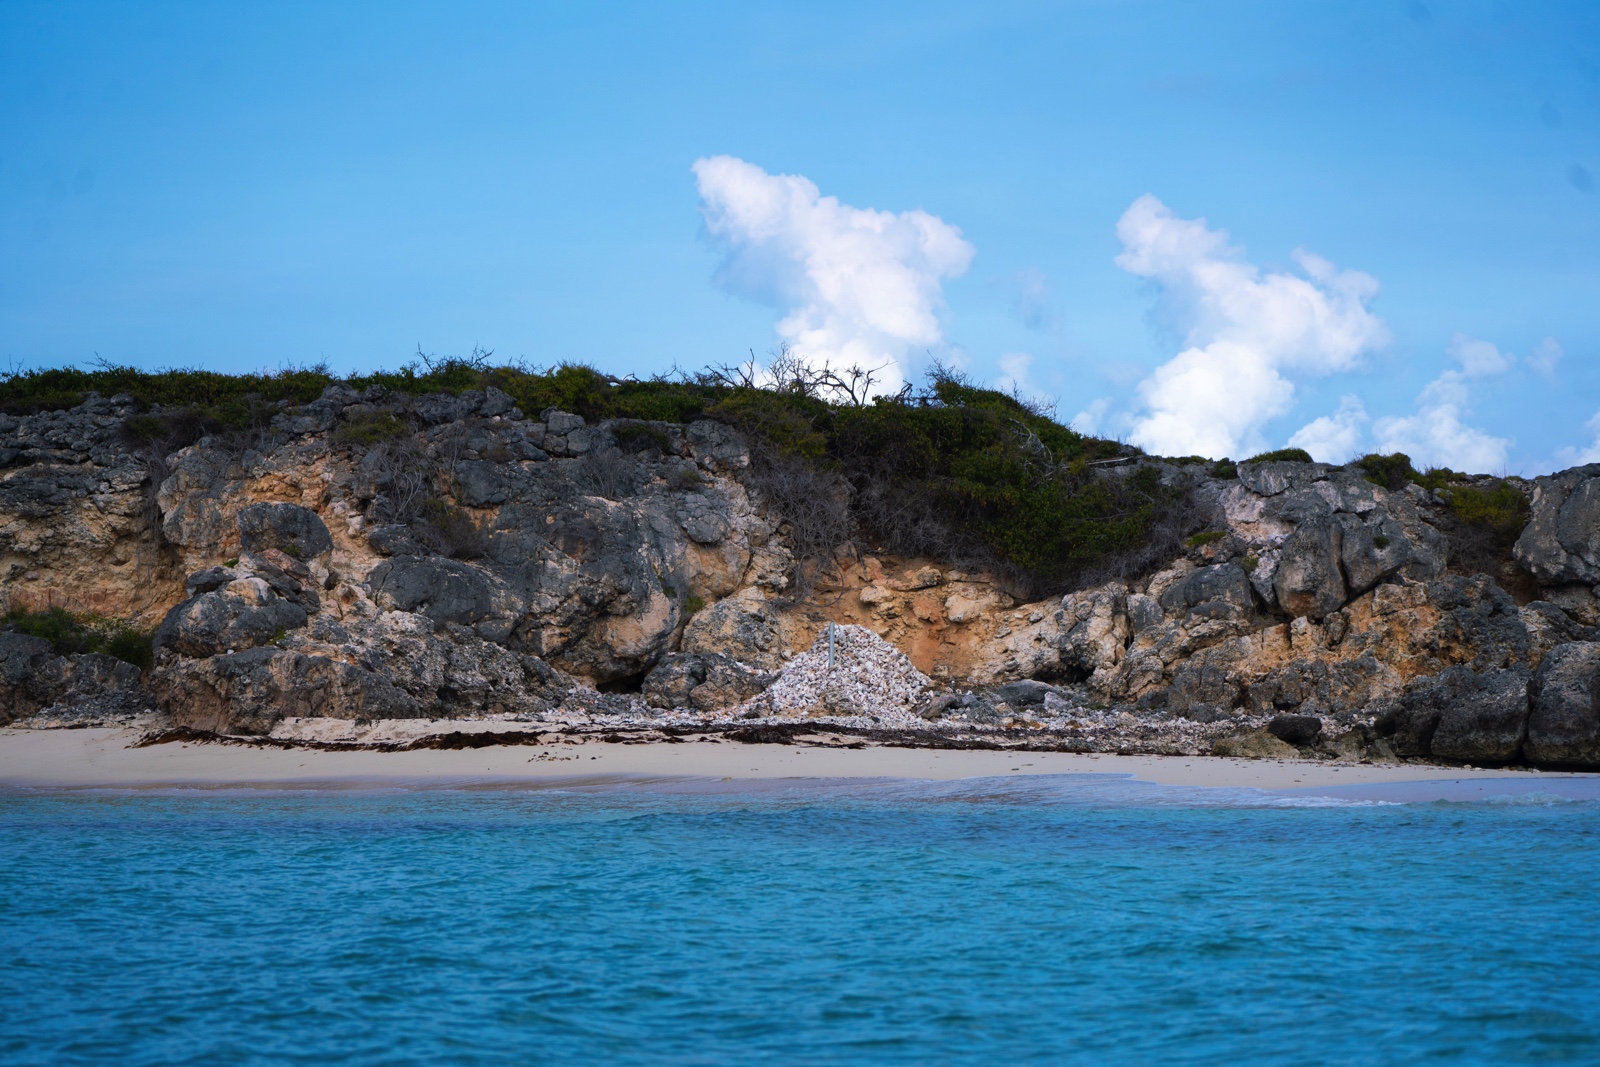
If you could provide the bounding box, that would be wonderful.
[2,774,1597,1065]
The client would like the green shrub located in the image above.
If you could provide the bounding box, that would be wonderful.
[612,420,672,454]
[1185,530,1227,549]
[1210,458,1237,479]
[0,362,333,416]
[5,354,1196,597]
[1356,452,1419,491]
[1243,447,1314,464]
[3,607,154,671]
[1445,480,1530,548]
[332,411,409,447]
[683,594,705,615]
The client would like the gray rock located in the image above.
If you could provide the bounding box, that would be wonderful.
[1337,513,1411,595]
[542,409,586,435]
[1,633,151,725]
[237,502,333,563]
[367,524,427,557]
[1274,517,1346,618]
[153,591,309,658]
[480,386,517,418]
[1430,666,1529,763]
[1266,713,1323,746]
[1424,575,1530,671]
[1165,662,1240,721]
[0,633,59,723]
[1514,465,1600,584]
[993,679,1054,706]
[1213,728,1299,759]
[368,557,506,631]
[1236,461,1333,497]
[1526,641,1600,766]
[153,646,418,734]
[1381,665,1531,762]
[1158,562,1255,619]
[642,652,771,712]
[680,597,784,671]
[184,566,238,597]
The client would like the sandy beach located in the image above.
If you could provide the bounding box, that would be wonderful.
[3,725,1594,799]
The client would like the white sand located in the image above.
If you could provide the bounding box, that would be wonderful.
[1,726,1589,795]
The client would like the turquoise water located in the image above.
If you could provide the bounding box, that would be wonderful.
[2,775,1598,1066]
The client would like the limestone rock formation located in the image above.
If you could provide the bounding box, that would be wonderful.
[6,383,1600,767]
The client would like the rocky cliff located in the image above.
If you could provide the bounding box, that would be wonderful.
[5,383,1600,768]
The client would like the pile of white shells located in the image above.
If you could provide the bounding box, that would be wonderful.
[741,623,933,719]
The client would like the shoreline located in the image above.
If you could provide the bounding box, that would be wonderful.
[3,726,1596,799]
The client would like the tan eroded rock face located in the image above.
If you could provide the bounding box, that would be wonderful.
[4,391,1594,766]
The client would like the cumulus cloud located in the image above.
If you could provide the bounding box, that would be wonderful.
[1369,337,1513,471]
[693,156,975,392]
[1526,336,1563,376]
[1289,395,1369,462]
[1447,333,1514,377]
[1116,195,1388,458]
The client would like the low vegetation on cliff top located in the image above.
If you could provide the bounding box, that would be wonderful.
[0,352,1280,596]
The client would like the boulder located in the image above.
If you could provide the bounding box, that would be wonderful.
[1158,562,1255,620]
[153,647,417,734]
[1380,665,1530,762]
[1424,575,1530,671]
[184,566,238,597]
[680,595,784,671]
[153,590,308,659]
[0,633,150,725]
[1337,514,1411,595]
[993,679,1055,706]
[368,557,512,638]
[1526,641,1600,766]
[1430,667,1529,763]
[642,652,772,712]
[1273,517,1346,618]
[237,502,333,565]
[1212,728,1299,759]
[1266,713,1323,746]
[1514,465,1600,584]
[0,633,60,723]
[1165,662,1239,721]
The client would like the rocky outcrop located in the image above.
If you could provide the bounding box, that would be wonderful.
[8,384,1600,766]
[1526,642,1600,766]
[0,632,151,726]
[1515,465,1600,585]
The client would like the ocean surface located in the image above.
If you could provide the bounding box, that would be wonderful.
[2,773,1598,1066]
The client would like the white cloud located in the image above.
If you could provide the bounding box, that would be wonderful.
[1289,395,1369,462]
[1115,194,1388,459]
[1364,334,1519,472]
[1553,410,1600,468]
[1448,333,1513,377]
[1526,336,1563,376]
[693,156,975,392]
[1371,370,1511,472]
[1069,397,1111,435]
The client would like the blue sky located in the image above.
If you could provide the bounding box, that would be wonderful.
[2,1,1597,471]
